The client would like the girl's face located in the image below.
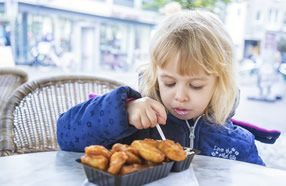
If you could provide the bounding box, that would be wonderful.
[157,59,217,121]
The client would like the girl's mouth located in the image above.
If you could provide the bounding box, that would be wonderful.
[174,108,190,116]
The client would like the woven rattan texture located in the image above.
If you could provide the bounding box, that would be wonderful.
[0,75,123,156]
[0,68,28,114]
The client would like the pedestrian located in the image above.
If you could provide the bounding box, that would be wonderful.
[57,9,279,165]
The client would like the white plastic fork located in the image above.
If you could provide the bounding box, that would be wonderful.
[155,124,166,140]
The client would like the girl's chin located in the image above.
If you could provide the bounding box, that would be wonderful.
[177,115,192,120]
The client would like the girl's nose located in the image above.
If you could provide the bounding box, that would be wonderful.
[175,87,189,102]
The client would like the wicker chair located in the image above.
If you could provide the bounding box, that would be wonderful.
[0,68,28,115]
[0,75,124,156]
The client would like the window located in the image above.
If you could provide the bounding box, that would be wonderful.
[113,0,134,7]
[274,9,278,23]
[256,11,261,21]
[15,12,72,64]
[268,9,272,22]
[237,9,241,16]
[100,22,129,68]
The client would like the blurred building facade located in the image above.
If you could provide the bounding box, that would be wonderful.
[0,0,159,72]
[3,0,286,72]
[225,0,286,64]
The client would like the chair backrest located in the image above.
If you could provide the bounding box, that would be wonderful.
[0,68,28,114]
[0,75,124,156]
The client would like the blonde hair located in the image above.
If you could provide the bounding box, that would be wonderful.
[139,9,237,125]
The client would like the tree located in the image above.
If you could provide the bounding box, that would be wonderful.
[142,0,232,12]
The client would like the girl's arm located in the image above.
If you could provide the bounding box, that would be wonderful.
[231,118,280,144]
[247,142,265,166]
[56,86,142,151]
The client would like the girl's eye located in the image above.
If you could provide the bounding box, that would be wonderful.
[165,83,175,87]
[190,85,203,90]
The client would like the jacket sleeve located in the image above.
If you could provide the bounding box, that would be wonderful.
[247,141,265,166]
[56,86,142,151]
[231,118,281,144]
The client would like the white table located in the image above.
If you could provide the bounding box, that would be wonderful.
[0,151,285,186]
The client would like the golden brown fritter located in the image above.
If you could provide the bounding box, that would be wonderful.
[111,143,142,164]
[81,155,109,171]
[85,145,111,159]
[120,164,147,175]
[107,151,128,175]
[131,140,165,163]
[158,139,186,161]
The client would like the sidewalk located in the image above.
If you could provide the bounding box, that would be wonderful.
[19,65,139,89]
[17,64,286,170]
[234,73,286,170]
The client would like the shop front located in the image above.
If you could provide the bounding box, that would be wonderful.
[3,2,155,72]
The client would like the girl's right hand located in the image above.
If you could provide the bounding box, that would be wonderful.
[126,97,167,129]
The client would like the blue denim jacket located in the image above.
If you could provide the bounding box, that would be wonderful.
[57,86,280,166]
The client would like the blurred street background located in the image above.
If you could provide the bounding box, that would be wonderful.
[1,0,286,170]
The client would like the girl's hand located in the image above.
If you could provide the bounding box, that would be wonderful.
[126,97,167,129]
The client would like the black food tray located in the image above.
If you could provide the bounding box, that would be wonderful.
[171,149,200,172]
[76,159,174,186]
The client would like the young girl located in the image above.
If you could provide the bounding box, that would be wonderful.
[57,9,280,165]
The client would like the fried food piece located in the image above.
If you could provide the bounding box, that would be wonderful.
[131,140,165,163]
[111,143,142,164]
[120,164,148,175]
[107,151,128,175]
[124,151,142,164]
[142,138,161,148]
[144,160,160,168]
[81,155,109,171]
[85,145,111,159]
[111,143,139,155]
[158,139,187,161]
